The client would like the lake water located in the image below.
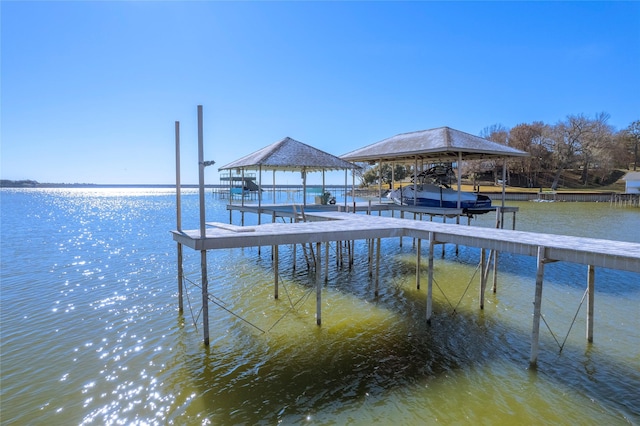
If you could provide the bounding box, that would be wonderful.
[1,188,639,425]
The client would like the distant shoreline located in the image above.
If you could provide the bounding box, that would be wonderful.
[0,180,350,189]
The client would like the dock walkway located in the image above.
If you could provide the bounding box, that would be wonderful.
[172,210,639,367]
[173,210,640,272]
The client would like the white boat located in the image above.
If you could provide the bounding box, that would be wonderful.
[387,184,492,211]
[386,165,493,212]
[387,184,491,210]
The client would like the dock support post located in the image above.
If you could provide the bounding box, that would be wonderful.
[325,242,329,282]
[491,206,503,294]
[375,238,381,296]
[426,232,435,324]
[316,242,322,326]
[399,210,404,247]
[441,216,446,257]
[274,245,279,299]
[292,243,297,271]
[480,248,486,309]
[455,215,460,255]
[587,265,595,343]
[492,251,499,293]
[530,246,546,368]
[416,238,421,290]
[177,245,184,313]
[368,239,373,277]
[201,251,210,345]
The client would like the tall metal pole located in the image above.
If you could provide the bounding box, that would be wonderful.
[197,105,210,346]
[378,159,382,203]
[351,169,355,212]
[413,157,418,206]
[302,168,307,208]
[175,121,183,314]
[258,165,263,223]
[198,106,206,239]
[322,169,326,199]
[344,169,348,209]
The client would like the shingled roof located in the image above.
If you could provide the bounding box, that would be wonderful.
[218,137,358,172]
[340,127,528,163]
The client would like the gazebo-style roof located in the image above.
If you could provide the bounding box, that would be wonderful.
[340,126,528,163]
[218,137,358,172]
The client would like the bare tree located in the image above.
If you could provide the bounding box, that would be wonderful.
[579,112,612,185]
[549,114,594,190]
[480,124,509,184]
[508,122,551,187]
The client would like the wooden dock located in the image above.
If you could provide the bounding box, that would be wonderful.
[172,209,640,367]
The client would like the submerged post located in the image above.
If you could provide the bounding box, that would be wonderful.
[479,248,486,309]
[201,251,210,346]
[316,241,322,325]
[374,238,381,296]
[197,105,210,345]
[531,245,546,368]
[325,241,329,282]
[426,232,435,324]
[175,121,184,314]
[274,245,279,299]
[416,238,421,290]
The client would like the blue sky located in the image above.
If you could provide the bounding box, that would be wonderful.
[2,1,639,185]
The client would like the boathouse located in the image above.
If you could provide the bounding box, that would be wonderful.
[217,136,360,216]
[340,126,529,207]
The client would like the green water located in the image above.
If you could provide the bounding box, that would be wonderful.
[1,190,638,424]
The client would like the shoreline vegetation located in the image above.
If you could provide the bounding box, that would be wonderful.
[1,168,632,193]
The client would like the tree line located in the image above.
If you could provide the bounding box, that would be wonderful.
[359,113,640,190]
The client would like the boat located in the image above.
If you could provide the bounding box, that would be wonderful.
[387,184,492,210]
[386,165,492,212]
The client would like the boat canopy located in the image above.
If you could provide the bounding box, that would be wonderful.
[340,126,529,163]
[219,137,359,173]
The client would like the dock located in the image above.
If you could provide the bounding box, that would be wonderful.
[172,106,639,369]
[172,208,640,367]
